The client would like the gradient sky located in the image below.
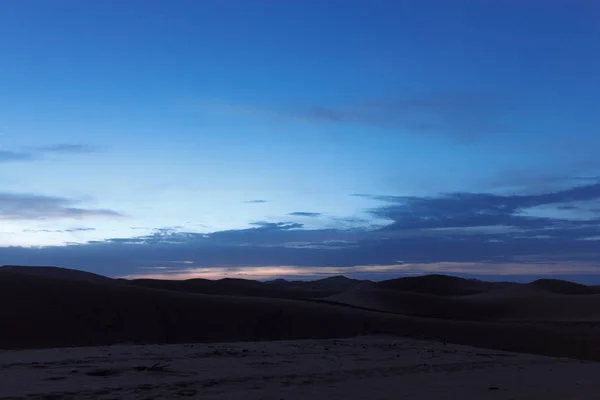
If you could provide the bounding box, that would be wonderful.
[1,0,600,282]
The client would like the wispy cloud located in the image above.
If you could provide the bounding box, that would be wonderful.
[0,150,37,163]
[201,91,512,141]
[36,144,98,154]
[288,212,323,217]
[244,199,268,204]
[480,161,600,194]
[0,144,99,163]
[0,193,122,221]
[23,228,96,233]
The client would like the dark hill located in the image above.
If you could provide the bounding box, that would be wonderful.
[374,274,496,296]
[127,277,335,299]
[0,265,114,284]
[300,276,370,291]
[2,269,600,361]
[529,279,600,295]
[127,275,368,299]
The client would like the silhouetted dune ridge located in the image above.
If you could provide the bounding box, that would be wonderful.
[2,267,600,362]
[528,279,600,295]
[374,274,499,296]
[127,274,368,299]
[0,265,114,284]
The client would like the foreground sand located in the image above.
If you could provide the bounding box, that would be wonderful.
[1,335,598,399]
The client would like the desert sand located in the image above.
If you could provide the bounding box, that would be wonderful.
[2,269,600,360]
[325,283,600,322]
[1,335,598,399]
[2,267,600,398]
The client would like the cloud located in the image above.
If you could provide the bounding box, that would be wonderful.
[244,199,268,203]
[23,228,96,233]
[3,181,600,280]
[2,220,600,280]
[288,212,323,217]
[202,91,512,141]
[247,221,304,230]
[0,144,98,163]
[356,181,600,232]
[0,193,122,221]
[0,150,38,163]
[36,144,97,154]
[479,162,600,194]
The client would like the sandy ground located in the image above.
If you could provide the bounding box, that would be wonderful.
[0,335,598,399]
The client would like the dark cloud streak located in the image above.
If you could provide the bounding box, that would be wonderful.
[206,91,513,141]
[36,144,98,154]
[0,144,98,163]
[0,150,38,163]
[358,181,600,231]
[23,228,96,233]
[0,193,122,221]
[288,212,322,217]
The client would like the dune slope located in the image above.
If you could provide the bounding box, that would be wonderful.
[127,277,335,299]
[327,283,600,322]
[2,270,600,361]
[0,265,114,284]
[374,274,505,296]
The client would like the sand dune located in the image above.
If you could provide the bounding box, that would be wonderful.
[285,275,370,291]
[2,268,600,362]
[127,275,369,300]
[326,286,496,320]
[0,269,376,349]
[373,274,510,296]
[529,278,600,295]
[327,280,600,322]
[0,265,115,284]
[127,277,336,300]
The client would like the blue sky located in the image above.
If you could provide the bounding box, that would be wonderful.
[1,0,600,282]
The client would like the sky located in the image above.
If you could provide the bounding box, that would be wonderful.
[1,0,600,282]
